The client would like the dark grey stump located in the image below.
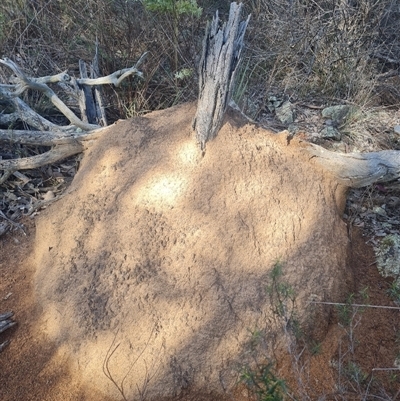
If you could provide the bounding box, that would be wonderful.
[193,2,250,150]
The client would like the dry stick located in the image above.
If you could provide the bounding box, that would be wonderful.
[77,61,146,87]
[0,53,147,132]
[0,121,118,147]
[0,170,12,185]
[0,58,97,131]
[0,311,16,341]
[0,87,63,132]
[27,192,68,216]
[0,143,83,171]
[103,326,155,401]
[0,340,10,352]
[0,129,83,146]
[310,301,400,310]
[91,40,107,127]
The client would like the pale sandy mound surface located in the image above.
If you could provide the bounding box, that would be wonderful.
[34,103,351,400]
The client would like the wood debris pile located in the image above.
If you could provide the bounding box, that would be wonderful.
[0,149,77,236]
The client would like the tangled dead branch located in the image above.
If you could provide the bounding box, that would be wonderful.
[0,53,147,174]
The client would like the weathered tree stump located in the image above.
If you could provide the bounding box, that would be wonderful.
[193,2,250,149]
[78,41,108,127]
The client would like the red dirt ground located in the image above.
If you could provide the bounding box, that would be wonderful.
[1,221,399,400]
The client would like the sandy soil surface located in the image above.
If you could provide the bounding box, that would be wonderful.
[1,103,399,400]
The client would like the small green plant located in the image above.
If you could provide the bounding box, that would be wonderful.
[240,362,288,401]
[336,292,355,327]
[343,361,368,385]
[335,288,370,327]
[267,262,304,340]
[387,281,400,306]
[267,261,296,321]
[309,341,322,356]
[142,0,201,16]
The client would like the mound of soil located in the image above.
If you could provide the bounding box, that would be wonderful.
[28,102,351,400]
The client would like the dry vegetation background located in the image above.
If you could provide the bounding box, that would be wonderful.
[1,0,399,124]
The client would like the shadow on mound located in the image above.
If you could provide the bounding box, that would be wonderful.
[34,102,352,400]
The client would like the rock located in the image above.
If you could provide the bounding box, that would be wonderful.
[267,95,282,112]
[373,205,387,217]
[394,125,400,135]
[42,191,55,201]
[275,101,295,124]
[320,126,342,141]
[321,105,352,125]
[374,234,400,286]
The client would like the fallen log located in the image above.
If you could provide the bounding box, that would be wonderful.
[306,142,400,188]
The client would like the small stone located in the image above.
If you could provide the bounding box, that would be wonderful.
[373,206,387,216]
[320,126,341,140]
[288,123,298,134]
[267,95,282,112]
[322,105,351,124]
[43,191,55,201]
[275,101,295,125]
[394,125,400,135]
[374,234,400,286]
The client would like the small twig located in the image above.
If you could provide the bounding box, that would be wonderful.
[77,52,148,87]
[310,301,400,310]
[26,192,67,215]
[103,329,128,401]
[0,340,10,352]
[0,210,26,235]
[0,170,13,185]
[0,143,83,171]
[0,312,17,347]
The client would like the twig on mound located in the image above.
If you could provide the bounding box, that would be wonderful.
[310,300,400,310]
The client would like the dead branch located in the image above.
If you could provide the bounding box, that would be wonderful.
[77,52,147,87]
[0,53,145,174]
[0,112,19,125]
[0,128,78,146]
[306,143,400,188]
[78,41,108,126]
[0,124,114,147]
[0,143,83,171]
[1,89,64,131]
[0,58,97,131]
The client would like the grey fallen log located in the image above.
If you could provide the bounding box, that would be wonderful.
[307,143,400,188]
[193,2,250,149]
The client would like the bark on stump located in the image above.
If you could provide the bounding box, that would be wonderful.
[193,2,250,150]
